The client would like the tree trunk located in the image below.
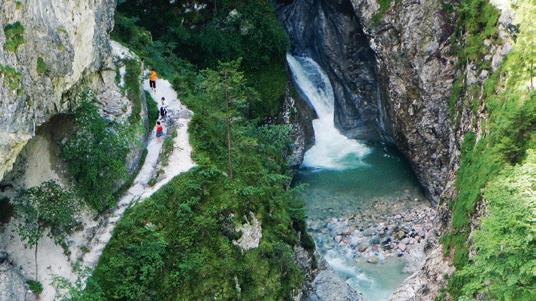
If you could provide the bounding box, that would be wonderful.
[226,116,233,178]
[224,71,233,178]
[34,243,38,281]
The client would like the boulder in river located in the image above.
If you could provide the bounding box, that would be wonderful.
[307,270,363,301]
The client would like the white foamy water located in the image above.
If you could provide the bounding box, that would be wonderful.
[286,54,370,170]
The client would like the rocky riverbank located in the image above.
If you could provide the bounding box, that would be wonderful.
[308,196,437,275]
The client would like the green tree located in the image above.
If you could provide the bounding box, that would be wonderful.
[14,181,80,280]
[200,60,250,178]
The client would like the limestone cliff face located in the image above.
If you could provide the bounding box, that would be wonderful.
[0,0,117,182]
[349,0,458,203]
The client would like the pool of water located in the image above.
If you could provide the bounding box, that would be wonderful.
[294,145,424,300]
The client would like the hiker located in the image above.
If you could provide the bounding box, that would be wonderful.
[155,121,164,141]
[159,97,168,120]
[160,105,167,120]
[149,70,158,92]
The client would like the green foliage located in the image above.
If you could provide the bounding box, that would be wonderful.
[61,92,129,212]
[454,151,536,300]
[36,57,47,75]
[371,0,394,25]
[0,64,22,94]
[27,280,43,295]
[53,268,106,301]
[455,0,500,65]
[444,3,536,298]
[115,0,288,71]
[112,0,289,119]
[246,62,289,120]
[145,91,159,127]
[3,21,25,52]
[124,59,142,124]
[448,0,500,122]
[160,129,176,167]
[93,216,167,300]
[14,180,80,248]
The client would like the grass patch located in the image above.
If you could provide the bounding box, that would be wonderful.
[448,0,500,123]
[0,64,22,95]
[3,21,25,52]
[160,129,176,167]
[27,280,43,295]
[371,0,394,25]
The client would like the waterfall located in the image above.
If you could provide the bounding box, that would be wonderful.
[287,54,370,170]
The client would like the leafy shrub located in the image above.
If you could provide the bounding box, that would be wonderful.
[3,22,25,52]
[454,152,536,300]
[36,57,47,75]
[27,280,43,295]
[61,92,129,212]
[14,181,80,247]
[14,181,80,280]
[53,268,106,301]
[93,216,166,300]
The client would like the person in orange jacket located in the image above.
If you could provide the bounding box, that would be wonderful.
[149,70,158,92]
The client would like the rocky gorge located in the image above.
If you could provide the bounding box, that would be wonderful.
[0,0,533,300]
[277,0,529,300]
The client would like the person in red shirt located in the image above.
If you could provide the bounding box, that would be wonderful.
[155,121,164,141]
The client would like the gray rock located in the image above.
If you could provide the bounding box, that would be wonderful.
[357,243,369,253]
[0,261,28,301]
[307,270,363,301]
[366,256,379,264]
[0,0,117,182]
[368,235,380,245]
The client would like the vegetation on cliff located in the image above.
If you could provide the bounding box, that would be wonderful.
[443,1,536,299]
[61,92,130,213]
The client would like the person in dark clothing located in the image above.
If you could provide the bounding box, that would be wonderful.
[160,105,167,119]
[160,97,167,119]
